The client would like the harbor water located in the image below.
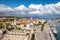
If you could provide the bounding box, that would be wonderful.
[56,22,60,40]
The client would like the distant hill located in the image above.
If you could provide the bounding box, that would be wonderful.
[0,15,26,19]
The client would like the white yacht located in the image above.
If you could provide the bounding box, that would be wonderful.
[48,20,57,34]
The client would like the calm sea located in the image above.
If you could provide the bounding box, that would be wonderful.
[56,22,60,40]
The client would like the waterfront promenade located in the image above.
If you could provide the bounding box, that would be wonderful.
[34,22,56,40]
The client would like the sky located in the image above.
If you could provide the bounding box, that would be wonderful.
[0,0,60,7]
[0,0,60,18]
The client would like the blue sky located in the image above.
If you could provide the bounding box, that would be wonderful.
[0,0,60,7]
[0,0,60,18]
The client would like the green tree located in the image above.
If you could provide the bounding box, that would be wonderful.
[0,24,4,29]
[41,21,47,31]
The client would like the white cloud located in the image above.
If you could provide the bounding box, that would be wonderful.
[0,4,14,12]
[15,5,27,10]
[0,2,60,16]
[28,2,60,15]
